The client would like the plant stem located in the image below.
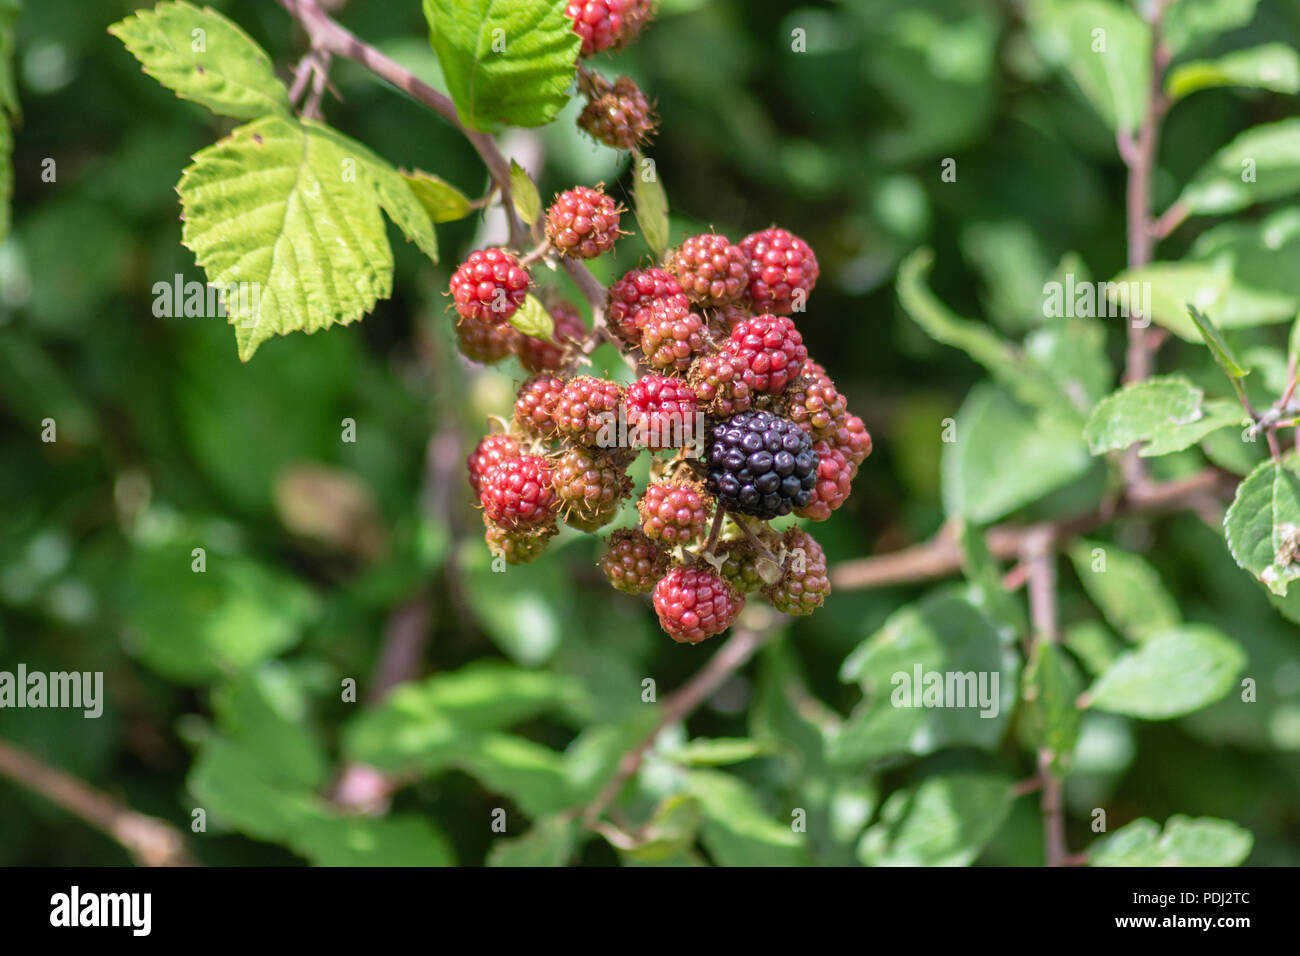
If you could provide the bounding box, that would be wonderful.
[0,739,193,866]
[1022,527,1067,867]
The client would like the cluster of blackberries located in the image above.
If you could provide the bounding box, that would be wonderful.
[450,4,868,643]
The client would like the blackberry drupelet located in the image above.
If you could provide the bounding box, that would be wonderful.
[706,410,818,518]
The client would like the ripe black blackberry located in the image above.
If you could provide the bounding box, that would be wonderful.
[705,410,818,519]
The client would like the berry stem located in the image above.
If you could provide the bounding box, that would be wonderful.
[730,512,780,567]
[702,506,726,556]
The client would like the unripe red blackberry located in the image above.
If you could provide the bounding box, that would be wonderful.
[785,365,847,435]
[599,528,670,594]
[705,410,818,519]
[484,514,558,565]
[607,267,688,343]
[565,0,655,56]
[827,412,872,473]
[578,75,657,151]
[639,298,707,373]
[668,232,749,307]
[738,227,819,315]
[449,248,530,324]
[637,479,713,546]
[479,455,558,531]
[514,375,566,439]
[553,375,625,446]
[516,299,586,375]
[456,313,523,363]
[726,314,808,394]
[467,433,522,495]
[689,349,754,417]
[553,445,632,531]
[796,440,852,521]
[764,529,830,615]
[624,374,698,450]
[545,186,623,259]
[652,565,744,644]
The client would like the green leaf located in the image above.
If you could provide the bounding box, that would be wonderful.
[1188,305,1249,380]
[108,1,290,119]
[1189,208,1300,329]
[119,543,319,685]
[1083,376,1244,458]
[1090,815,1253,867]
[619,793,704,862]
[508,294,556,339]
[1223,457,1300,596]
[211,665,329,790]
[956,518,1026,638]
[291,814,457,866]
[942,384,1093,523]
[686,770,811,866]
[1164,0,1260,57]
[189,737,324,842]
[1178,119,1300,216]
[1024,316,1114,412]
[342,662,581,773]
[1106,261,1232,341]
[456,732,575,818]
[1083,625,1246,719]
[422,0,580,131]
[1067,538,1181,642]
[1167,43,1300,100]
[487,815,578,866]
[178,115,437,361]
[858,773,1013,867]
[1064,620,1124,677]
[0,0,18,244]
[898,249,1083,426]
[1021,643,1084,772]
[509,159,542,224]
[832,589,1019,766]
[1029,0,1151,133]
[402,169,474,223]
[633,153,670,257]
[663,737,771,767]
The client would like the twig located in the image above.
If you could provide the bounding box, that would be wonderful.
[831,469,1233,591]
[581,622,776,827]
[1022,527,1067,867]
[0,739,193,866]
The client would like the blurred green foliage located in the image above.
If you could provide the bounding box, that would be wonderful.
[1,0,1299,866]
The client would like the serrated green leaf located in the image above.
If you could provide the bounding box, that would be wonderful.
[402,169,474,223]
[942,384,1092,523]
[508,294,555,339]
[1083,376,1244,458]
[423,0,580,131]
[858,772,1013,867]
[1068,538,1181,642]
[1223,457,1300,596]
[686,770,811,866]
[832,589,1019,766]
[1178,119,1300,216]
[108,1,289,120]
[487,815,578,866]
[1028,0,1151,133]
[509,159,542,224]
[633,153,670,256]
[1090,815,1253,866]
[1106,261,1232,341]
[178,115,436,361]
[1083,625,1245,719]
[1021,644,1083,772]
[1167,43,1300,100]
[1164,0,1260,57]
[898,249,1083,426]
[1188,305,1249,380]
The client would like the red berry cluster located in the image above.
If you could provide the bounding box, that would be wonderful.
[448,67,866,643]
